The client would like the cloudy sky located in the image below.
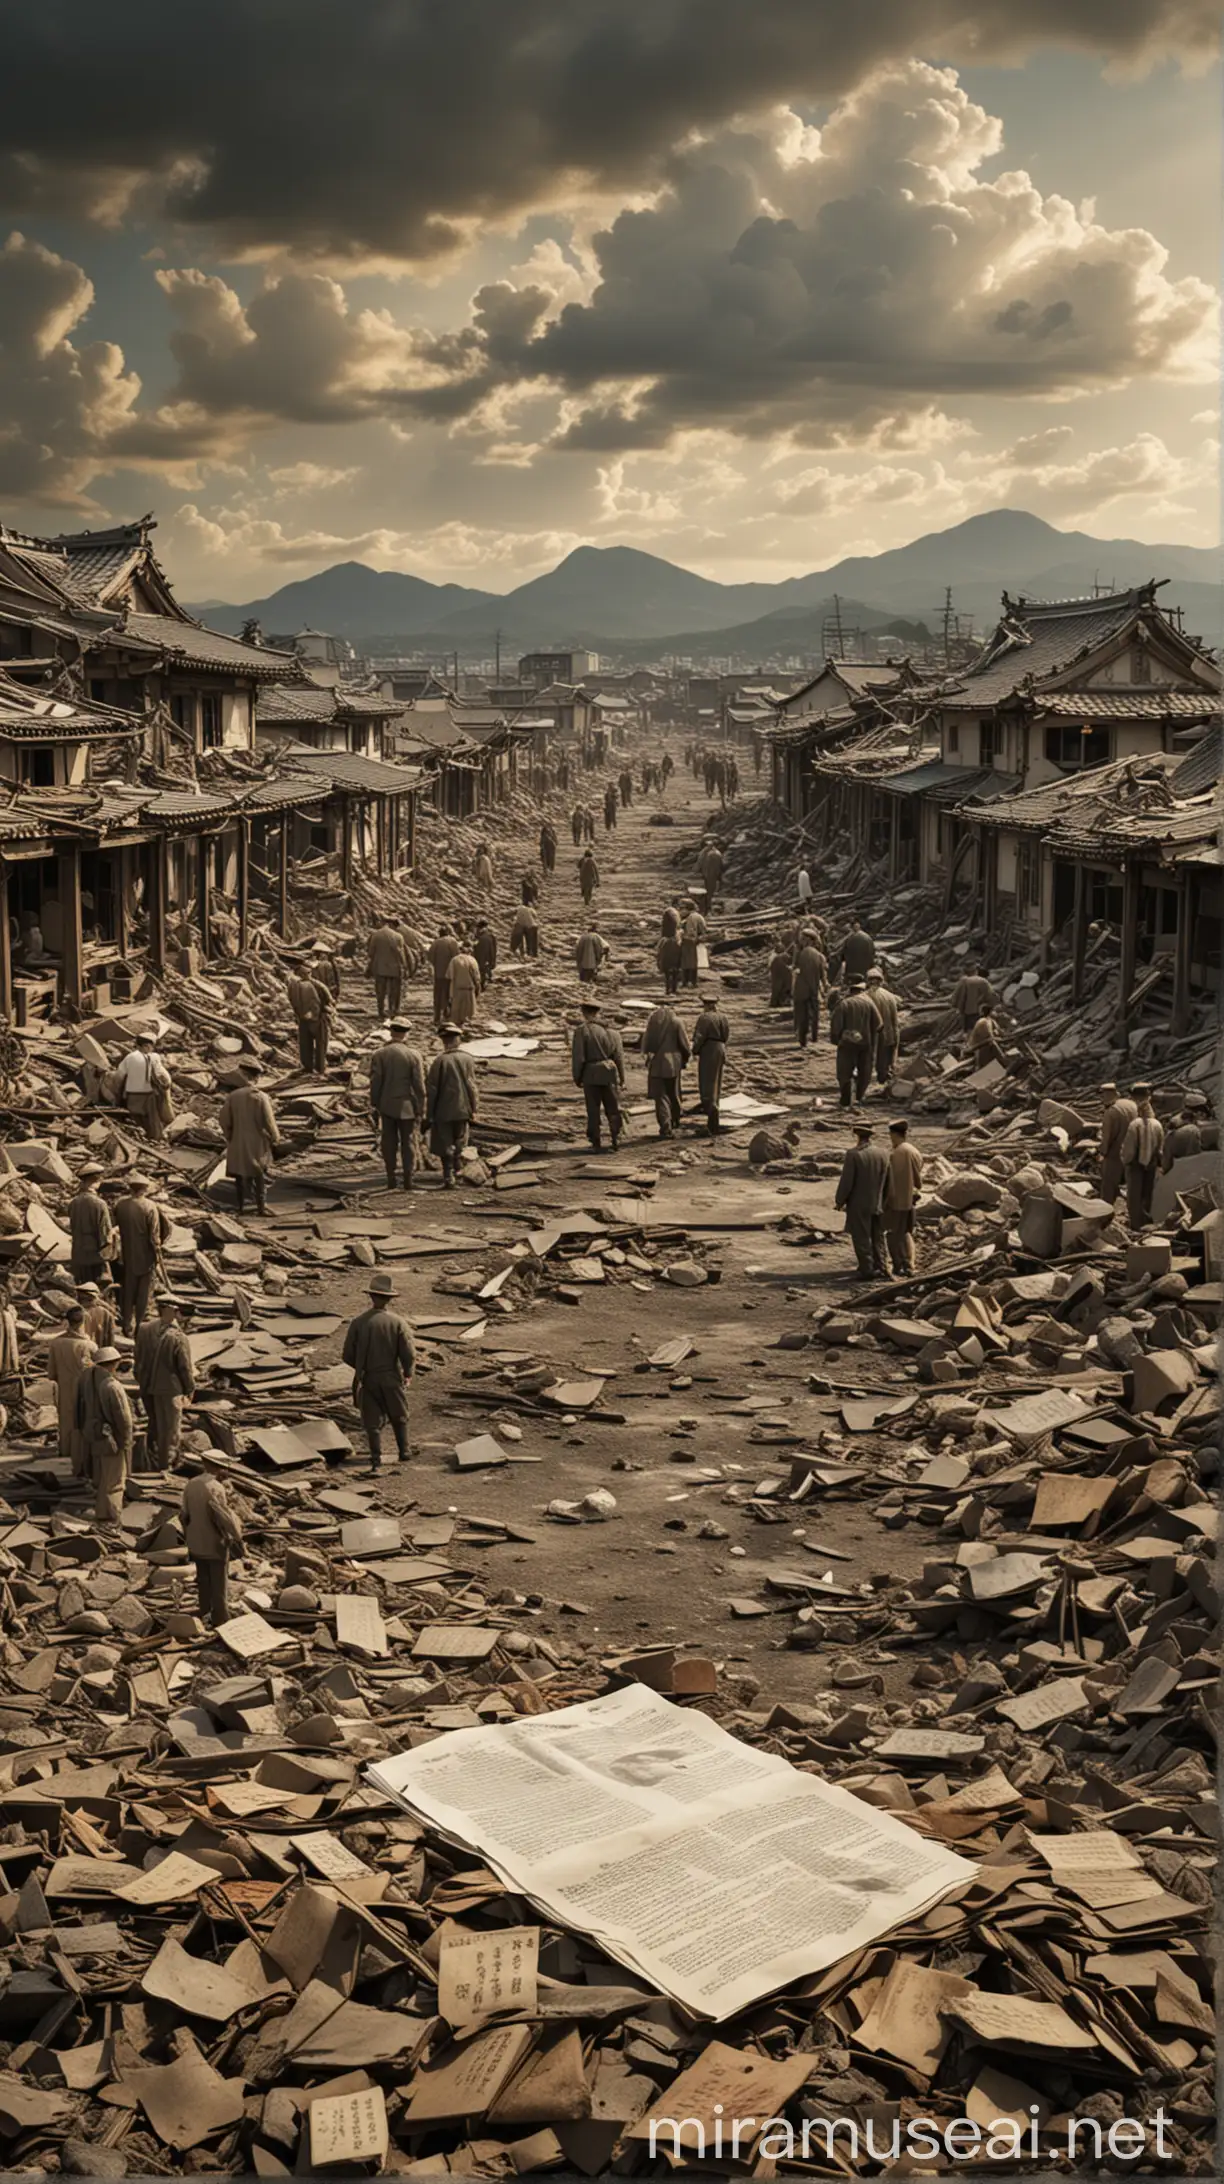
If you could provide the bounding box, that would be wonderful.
[0,1,1217,598]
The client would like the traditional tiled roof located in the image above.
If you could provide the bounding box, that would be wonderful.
[0,671,141,743]
[877,758,1019,804]
[256,682,402,727]
[1035,690,1221,721]
[120,613,301,678]
[276,747,424,795]
[1169,720,1223,799]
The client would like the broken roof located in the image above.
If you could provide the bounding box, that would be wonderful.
[277,747,425,796]
[945,583,1220,711]
[120,612,301,679]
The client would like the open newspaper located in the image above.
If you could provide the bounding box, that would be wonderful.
[367,1684,973,2020]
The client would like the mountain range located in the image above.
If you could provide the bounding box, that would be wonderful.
[190,509,1220,659]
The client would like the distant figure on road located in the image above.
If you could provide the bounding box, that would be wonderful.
[572,998,625,1152]
[576,923,608,984]
[367,919,409,1020]
[830,976,881,1110]
[692,992,730,1136]
[642,1001,691,1140]
[578,849,600,905]
[883,1119,923,1274]
[343,1271,415,1464]
[835,1122,888,1279]
[220,1057,280,1216]
[426,1024,479,1187]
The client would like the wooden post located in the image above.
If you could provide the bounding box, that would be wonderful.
[1118,859,1139,1036]
[59,845,84,1009]
[1171,870,1193,1035]
[406,790,416,872]
[376,798,386,877]
[116,846,132,960]
[198,832,212,960]
[0,856,11,1021]
[277,812,289,936]
[237,820,250,954]
[150,836,167,971]
[1070,862,1088,1004]
[341,800,354,891]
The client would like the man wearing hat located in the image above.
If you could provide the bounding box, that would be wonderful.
[77,1280,116,1352]
[366,917,409,1021]
[1119,1085,1163,1231]
[834,1122,889,1279]
[792,930,827,1049]
[114,1031,171,1141]
[445,936,482,1027]
[1161,1092,1208,1173]
[426,1025,479,1187]
[829,976,881,1109]
[114,1175,169,1335]
[1097,1083,1138,1206]
[285,962,332,1074]
[866,966,902,1087]
[342,1272,416,1463]
[883,1119,923,1274]
[48,1302,93,1473]
[427,924,460,1028]
[642,997,691,1140]
[219,1059,281,1217]
[679,902,706,989]
[692,991,730,1137]
[370,1019,427,1191]
[76,1346,133,1525]
[141,1294,196,1467]
[180,1450,245,1626]
[571,998,626,1152]
[68,1162,114,1286]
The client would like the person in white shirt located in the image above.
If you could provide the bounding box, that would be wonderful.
[796,867,813,908]
[114,1033,171,1142]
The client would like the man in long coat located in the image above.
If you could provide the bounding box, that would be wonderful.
[578,849,600,904]
[1098,1082,1138,1205]
[367,920,409,1020]
[835,1123,889,1278]
[829,977,881,1109]
[540,819,558,873]
[114,1176,168,1335]
[571,998,625,1151]
[76,1348,133,1524]
[286,967,332,1072]
[370,1019,427,1190]
[219,1059,280,1215]
[867,968,901,1086]
[1121,1086,1163,1230]
[342,1271,415,1463]
[679,906,706,988]
[427,926,460,1027]
[68,1163,114,1286]
[143,1295,196,1466]
[446,941,482,1026]
[883,1119,923,1275]
[791,932,826,1048]
[692,992,730,1136]
[642,1002,691,1139]
[426,1025,479,1186]
[48,1304,93,1471]
[698,841,724,911]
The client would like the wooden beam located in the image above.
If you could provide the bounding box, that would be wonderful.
[1070,861,1088,1004]
[150,837,167,971]
[58,844,84,1009]
[277,812,289,936]
[0,857,11,1021]
[1171,869,1193,1035]
[341,799,353,891]
[1118,859,1139,1037]
[116,846,132,959]
[406,790,416,872]
[237,819,250,954]
[198,831,212,960]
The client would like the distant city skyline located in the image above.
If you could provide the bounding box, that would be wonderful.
[0,5,1217,593]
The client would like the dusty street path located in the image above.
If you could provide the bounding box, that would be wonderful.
[300,747,927,1703]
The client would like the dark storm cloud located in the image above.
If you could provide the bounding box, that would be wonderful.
[0,0,1215,261]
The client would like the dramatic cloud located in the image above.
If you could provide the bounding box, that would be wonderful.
[0,3,1214,265]
[0,232,145,503]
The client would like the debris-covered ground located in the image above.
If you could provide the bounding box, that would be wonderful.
[0,750,1216,2175]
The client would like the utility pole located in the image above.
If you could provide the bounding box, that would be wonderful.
[494,628,502,682]
[942,586,954,672]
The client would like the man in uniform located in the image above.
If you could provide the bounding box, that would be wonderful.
[835,1122,889,1279]
[578,848,600,905]
[576,922,608,984]
[366,919,410,1021]
[68,1161,114,1285]
[830,975,882,1110]
[692,991,730,1136]
[679,903,706,988]
[1120,1084,1164,1230]
[642,999,691,1139]
[143,1294,195,1467]
[342,1270,415,1463]
[791,930,826,1048]
[832,917,876,984]
[76,1346,133,1525]
[428,924,460,1027]
[219,1057,280,1215]
[950,961,995,1033]
[286,963,332,1072]
[867,966,902,1087]
[370,1019,427,1190]
[114,1175,167,1335]
[1098,1081,1138,1205]
[426,1023,479,1187]
[883,1119,923,1274]
[48,1303,93,1472]
[571,998,626,1151]
[115,1032,171,1140]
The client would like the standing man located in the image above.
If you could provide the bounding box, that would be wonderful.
[618,766,633,808]
[582,803,597,843]
[698,840,724,911]
[866,966,901,1087]
[679,903,706,989]
[474,842,495,892]
[835,1122,889,1279]
[446,937,482,1027]
[1098,1081,1138,1205]
[578,848,600,905]
[428,924,460,1028]
[134,1302,165,1463]
[180,1451,244,1627]
[1160,1091,1207,1171]
[570,803,585,848]
[657,925,682,994]
[114,1175,167,1335]
[68,1162,114,1286]
[426,1023,479,1188]
[833,916,876,984]
[286,963,331,1073]
[310,937,343,1000]
[692,991,730,1137]
[769,936,794,1010]
[76,1347,133,1526]
[77,1280,116,1351]
[540,818,558,874]
[48,1303,93,1473]
[576,922,608,984]
[883,1119,923,1275]
[830,976,881,1110]
[115,1033,171,1141]
[366,919,409,1021]
[950,961,995,1034]
[343,1271,415,1464]
[144,1294,195,1467]
[642,999,691,1140]
[603,780,619,832]
[219,1058,280,1216]
[370,1019,426,1191]
[1121,1086,1164,1230]
[965,1007,1004,1068]
[473,920,498,986]
[792,930,827,1049]
[510,902,539,958]
[796,864,813,913]
[572,998,625,1152]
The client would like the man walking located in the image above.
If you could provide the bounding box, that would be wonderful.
[1121,1085,1163,1230]
[366,919,409,1021]
[698,840,724,911]
[642,999,691,1139]
[540,818,558,873]
[510,902,539,957]
[830,976,881,1109]
[571,998,625,1151]
[603,781,618,832]
[428,925,460,1027]
[446,937,482,1026]
[426,1023,479,1187]
[220,1058,280,1216]
[835,1122,889,1278]
[792,930,826,1048]
[473,919,498,986]
[286,964,332,1072]
[570,803,585,847]
[883,1119,923,1274]
[342,1270,415,1463]
[180,1451,244,1626]
[370,1019,426,1190]
[833,917,876,984]
[679,904,706,988]
[68,1161,114,1286]
[1098,1081,1138,1205]
[48,1303,93,1472]
[692,991,730,1136]
[578,848,600,905]
[144,1294,195,1467]
[576,922,608,984]
[115,1032,171,1141]
[114,1175,167,1335]
[76,1346,133,1526]
[867,967,901,1086]
[657,925,682,993]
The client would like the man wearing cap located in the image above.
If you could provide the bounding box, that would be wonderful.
[370,1019,427,1190]
[77,1281,116,1352]
[1160,1093,1208,1173]
[572,999,626,1152]
[883,1119,923,1275]
[310,937,343,999]
[642,998,691,1140]
[366,918,409,1021]
[867,967,902,1087]
[76,1346,133,1525]
[1097,1082,1138,1206]
[114,1032,171,1141]
[835,1123,889,1278]
[427,924,460,1028]
[1120,1085,1164,1230]
[426,1024,479,1187]
[180,1450,245,1626]
[829,976,882,1109]
[286,963,332,1074]
[692,992,730,1136]
[68,1163,114,1286]
[114,1176,169,1335]
[141,1294,196,1467]
[219,1060,281,1216]
[342,1273,416,1463]
[575,922,608,985]
[792,930,827,1049]
[578,847,600,905]
[48,1303,93,1472]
